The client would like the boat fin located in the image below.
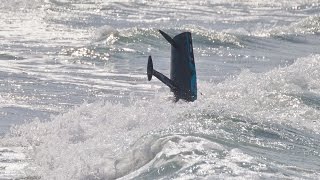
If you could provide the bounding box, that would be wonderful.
[147,55,154,80]
[147,56,178,91]
[159,30,178,48]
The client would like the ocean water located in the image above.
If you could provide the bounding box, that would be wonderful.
[0,0,320,179]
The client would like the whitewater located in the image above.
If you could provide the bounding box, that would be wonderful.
[0,0,320,179]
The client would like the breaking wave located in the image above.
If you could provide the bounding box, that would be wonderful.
[2,54,320,179]
[254,16,320,37]
[91,26,243,48]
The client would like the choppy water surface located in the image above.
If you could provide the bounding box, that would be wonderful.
[0,0,320,179]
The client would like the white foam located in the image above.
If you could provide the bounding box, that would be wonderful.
[3,54,320,179]
[1,97,187,179]
[199,54,320,132]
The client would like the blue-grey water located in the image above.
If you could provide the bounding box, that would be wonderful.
[0,0,320,179]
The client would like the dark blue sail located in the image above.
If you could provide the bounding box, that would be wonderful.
[147,30,197,102]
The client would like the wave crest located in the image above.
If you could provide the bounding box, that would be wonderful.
[255,16,320,37]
